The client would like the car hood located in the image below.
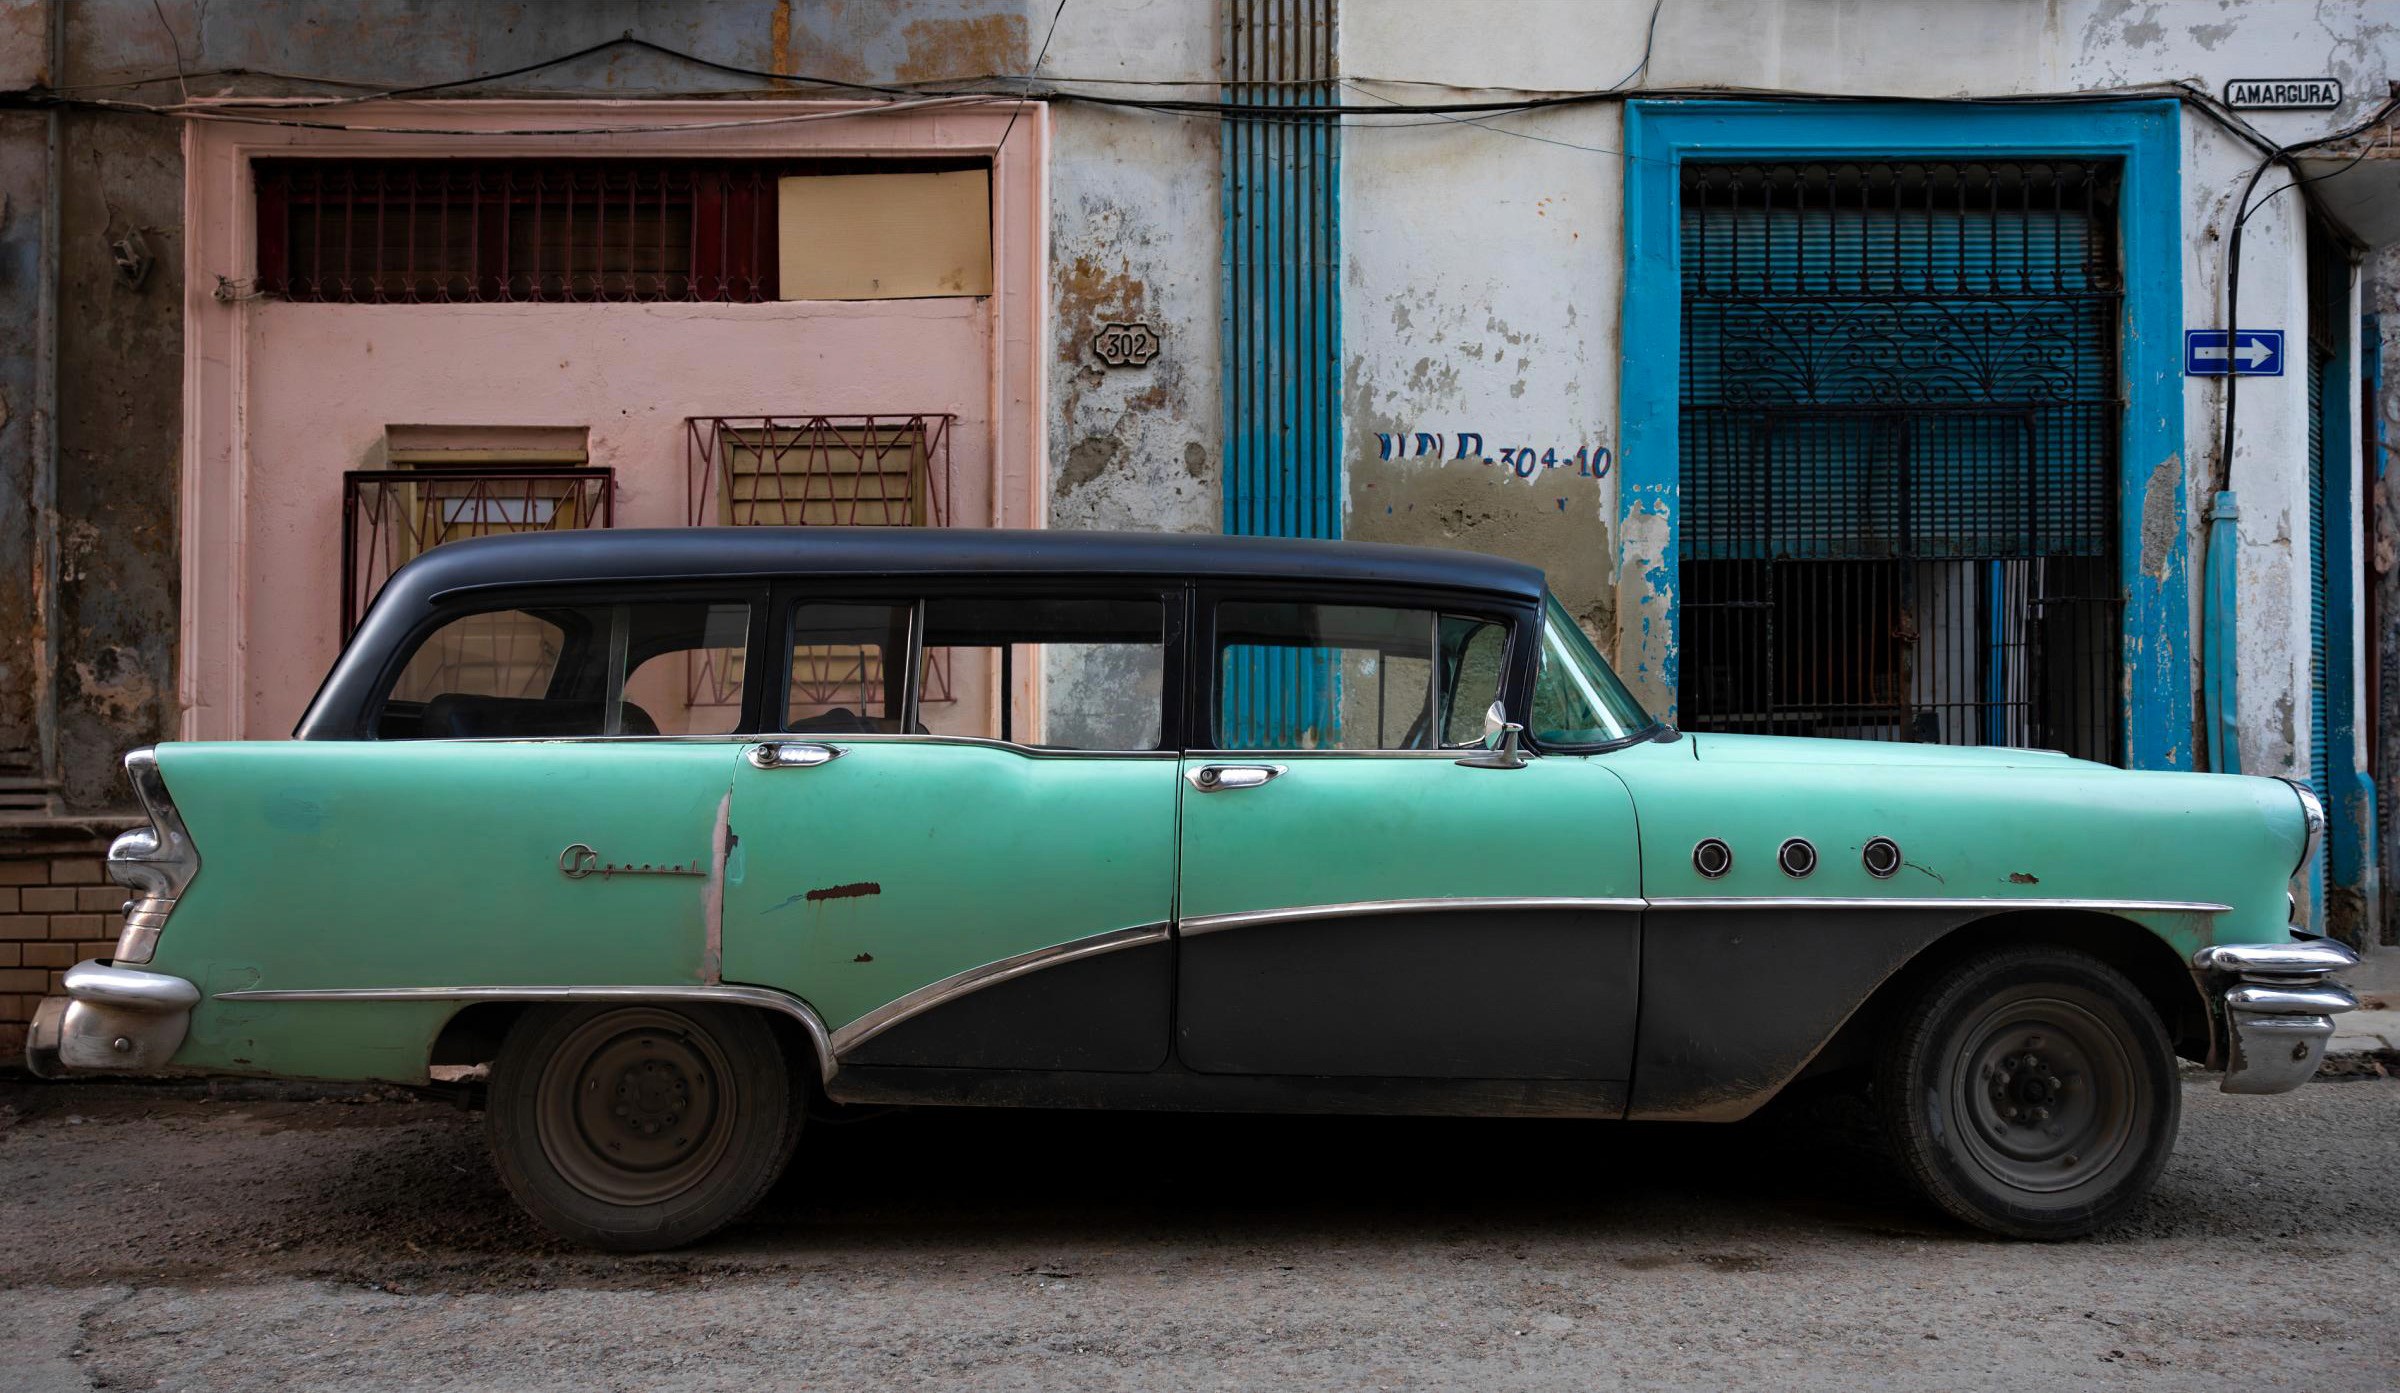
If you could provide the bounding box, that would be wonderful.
[1683,731,2114,772]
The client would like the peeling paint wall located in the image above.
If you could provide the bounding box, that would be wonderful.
[2367,245,2400,940]
[1341,1,1637,669]
[1041,1,1219,536]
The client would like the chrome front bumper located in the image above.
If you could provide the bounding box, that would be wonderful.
[23,960,199,1078]
[2192,939,2360,1095]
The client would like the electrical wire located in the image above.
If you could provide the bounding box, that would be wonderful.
[999,0,1072,154]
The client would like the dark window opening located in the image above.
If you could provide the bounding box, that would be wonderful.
[254,156,987,304]
[1677,160,2126,763]
[378,598,751,740]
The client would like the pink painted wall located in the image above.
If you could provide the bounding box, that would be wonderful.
[240,299,992,735]
[183,101,1049,741]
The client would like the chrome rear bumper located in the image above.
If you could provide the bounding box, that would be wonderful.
[23,960,199,1078]
[2193,938,2360,1095]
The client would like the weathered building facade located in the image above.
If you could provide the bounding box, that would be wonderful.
[3,0,2397,1055]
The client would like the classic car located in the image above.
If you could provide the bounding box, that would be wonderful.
[27,528,2358,1249]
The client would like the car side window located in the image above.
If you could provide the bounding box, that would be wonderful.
[783,595,1169,751]
[379,599,751,739]
[1214,601,1508,752]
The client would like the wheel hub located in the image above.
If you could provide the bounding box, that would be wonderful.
[533,1010,737,1207]
[1952,997,2137,1195]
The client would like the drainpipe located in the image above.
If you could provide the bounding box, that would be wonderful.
[2202,490,2241,774]
[32,0,63,795]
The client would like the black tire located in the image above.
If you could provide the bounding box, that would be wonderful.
[487,1003,802,1251]
[1875,946,2180,1239]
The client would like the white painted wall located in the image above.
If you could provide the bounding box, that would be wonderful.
[1330,0,2395,783]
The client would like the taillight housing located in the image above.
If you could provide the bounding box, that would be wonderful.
[106,748,199,965]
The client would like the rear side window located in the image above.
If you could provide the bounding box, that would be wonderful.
[782,594,1168,751]
[380,599,751,739]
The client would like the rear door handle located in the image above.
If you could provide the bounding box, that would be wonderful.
[748,742,844,770]
[1186,763,1286,792]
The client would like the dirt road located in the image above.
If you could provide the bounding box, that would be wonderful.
[2,1073,2394,1390]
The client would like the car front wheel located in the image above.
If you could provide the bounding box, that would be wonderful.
[1876,946,2180,1239]
[487,1002,801,1250]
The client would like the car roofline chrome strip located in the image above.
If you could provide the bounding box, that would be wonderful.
[211,982,841,1085]
[1178,896,1647,937]
[825,922,1172,1058]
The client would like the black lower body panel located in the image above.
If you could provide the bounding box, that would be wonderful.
[1629,907,1969,1121]
[838,938,1171,1072]
[1175,908,1641,1079]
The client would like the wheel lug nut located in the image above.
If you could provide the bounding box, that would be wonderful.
[2030,1107,2049,1122]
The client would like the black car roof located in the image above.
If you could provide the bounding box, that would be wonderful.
[387,527,1548,604]
[296,528,1547,738]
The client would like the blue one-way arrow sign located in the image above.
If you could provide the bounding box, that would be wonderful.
[2186,329,2284,376]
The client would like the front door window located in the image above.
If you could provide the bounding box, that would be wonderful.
[1213,601,1507,752]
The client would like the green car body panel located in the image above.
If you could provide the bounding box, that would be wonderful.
[131,729,2306,1101]
[721,739,1179,1050]
[147,740,742,1080]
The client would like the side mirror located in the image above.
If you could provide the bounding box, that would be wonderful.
[1457,701,1529,769]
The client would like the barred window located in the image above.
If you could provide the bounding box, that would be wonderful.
[254,157,988,305]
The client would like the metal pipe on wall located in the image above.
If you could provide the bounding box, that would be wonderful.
[32,0,63,793]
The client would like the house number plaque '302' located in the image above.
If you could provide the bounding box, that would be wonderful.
[1092,321,1161,368]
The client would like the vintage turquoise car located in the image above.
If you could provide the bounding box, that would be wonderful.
[27,529,2358,1248]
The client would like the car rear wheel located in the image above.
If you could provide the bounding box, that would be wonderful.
[487,1003,801,1250]
[1876,946,2179,1239]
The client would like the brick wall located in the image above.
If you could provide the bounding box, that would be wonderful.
[0,845,124,1062]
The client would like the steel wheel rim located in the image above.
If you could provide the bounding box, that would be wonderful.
[535,1008,737,1207]
[1946,991,2139,1198]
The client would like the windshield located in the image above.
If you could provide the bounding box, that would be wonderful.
[1531,595,1655,747]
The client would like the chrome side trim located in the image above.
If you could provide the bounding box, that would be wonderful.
[763,733,1179,760]
[827,922,1172,1056]
[212,983,840,1085]
[1644,897,2233,914]
[1178,897,1648,938]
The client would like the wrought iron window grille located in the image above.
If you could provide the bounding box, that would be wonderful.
[686,414,958,713]
[341,466,615,637]
[1677,160,2126,764]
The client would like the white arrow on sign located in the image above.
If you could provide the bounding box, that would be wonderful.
[2193,337,2276,368]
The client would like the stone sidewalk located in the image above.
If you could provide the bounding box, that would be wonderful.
[2330,943,2400,1056]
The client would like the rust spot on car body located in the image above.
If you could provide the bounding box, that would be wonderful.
[2009,872,2040,884]
[807,881,882,902]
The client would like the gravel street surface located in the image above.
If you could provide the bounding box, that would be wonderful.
[1,1072,2394,1391]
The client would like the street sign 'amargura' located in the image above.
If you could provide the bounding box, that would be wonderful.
[2224,78,2342,110]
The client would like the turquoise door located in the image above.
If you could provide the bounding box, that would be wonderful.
[722,738,1180,1071]
[1176,596,1646,1080]
[720,588,1184,1073]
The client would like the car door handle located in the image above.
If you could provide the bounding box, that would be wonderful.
[748,742,844,770]
[1186,763,1286,792]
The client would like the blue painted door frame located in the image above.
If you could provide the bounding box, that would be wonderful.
[1621,100,2189,769]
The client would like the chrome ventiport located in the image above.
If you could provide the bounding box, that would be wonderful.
[1692,839,1733,879]
[1778,838,1817,878]
[1862,837,1903,879]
